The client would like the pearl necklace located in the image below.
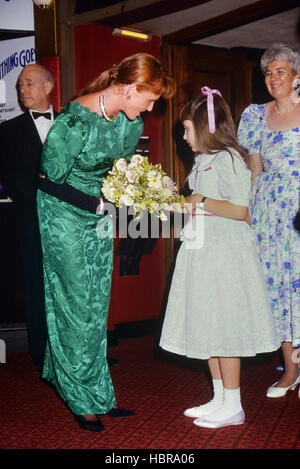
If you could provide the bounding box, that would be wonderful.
[99,95,118,122]
[274,102,297,115]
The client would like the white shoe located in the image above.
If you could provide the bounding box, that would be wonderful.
[193,409,245,429]
[266,375,300,398]
[183,405,217,419]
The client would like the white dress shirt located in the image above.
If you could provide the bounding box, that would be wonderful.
[29,106,54,143]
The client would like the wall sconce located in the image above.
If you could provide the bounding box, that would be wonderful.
[32,0,53,9]
[112,28,151,43]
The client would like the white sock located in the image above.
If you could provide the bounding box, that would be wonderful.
[197,379,224,412]
[202,387,243,422]
[223,387,242,412]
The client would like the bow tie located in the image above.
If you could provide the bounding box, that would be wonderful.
[32,111,51,120]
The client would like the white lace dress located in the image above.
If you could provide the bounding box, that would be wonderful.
[159,150,280,359]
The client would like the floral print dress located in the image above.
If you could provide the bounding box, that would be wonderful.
[238,104,300,347]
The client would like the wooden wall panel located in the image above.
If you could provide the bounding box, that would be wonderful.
[161,43,255,279]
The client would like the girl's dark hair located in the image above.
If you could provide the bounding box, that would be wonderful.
[79,52,176,99]
[180,93,249,165]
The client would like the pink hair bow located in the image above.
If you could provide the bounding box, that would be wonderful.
[201,86,222,134]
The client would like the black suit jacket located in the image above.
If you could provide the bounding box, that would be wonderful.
[0,110,57,207]
[0,109,58,367]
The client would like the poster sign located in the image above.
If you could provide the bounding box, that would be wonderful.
[0,0,34,31]
[0,36,35,201]
[0,36,36,123]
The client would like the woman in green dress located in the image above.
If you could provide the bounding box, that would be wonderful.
[37,53,176,432]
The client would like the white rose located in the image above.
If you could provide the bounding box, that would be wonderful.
[107,186,116,200]
[115,158,127,172]
[119,194,134,206]
[147,169,161,180]
[127,162,144,178]
[131,154,144,165]
[125,184,136,197]
[125,170,137,183]
[128,162,138,170]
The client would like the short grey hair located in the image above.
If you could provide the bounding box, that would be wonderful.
[38,65,54,90]
[42,67,54,88]
[260,42,300,75]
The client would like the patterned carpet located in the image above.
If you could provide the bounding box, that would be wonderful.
[0,336,299,450]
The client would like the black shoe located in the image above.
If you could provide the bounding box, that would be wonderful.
[107,407,135,418]
[75,415,104,432]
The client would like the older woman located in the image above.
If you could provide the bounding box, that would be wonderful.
[238,42,300,399]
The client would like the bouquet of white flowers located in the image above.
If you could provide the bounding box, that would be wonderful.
[101,154,184,220]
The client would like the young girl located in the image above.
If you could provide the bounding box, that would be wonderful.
[159,87,280,429]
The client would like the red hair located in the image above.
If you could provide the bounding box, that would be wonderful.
[79,53,176,99]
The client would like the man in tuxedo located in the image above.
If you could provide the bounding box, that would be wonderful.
[0,64,57,369]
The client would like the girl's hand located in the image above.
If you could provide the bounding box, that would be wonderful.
[164,194,204,214]
[184,194,204,213]
[164,202,186,213]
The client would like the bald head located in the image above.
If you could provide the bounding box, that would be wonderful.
[18,64,54,111]
[21,64,54,85]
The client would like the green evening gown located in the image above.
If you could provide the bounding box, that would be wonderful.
[37,102,143,415]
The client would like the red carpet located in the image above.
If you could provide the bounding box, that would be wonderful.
[0,336,299,450]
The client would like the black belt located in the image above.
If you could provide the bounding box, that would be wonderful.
[38,175,100,213]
